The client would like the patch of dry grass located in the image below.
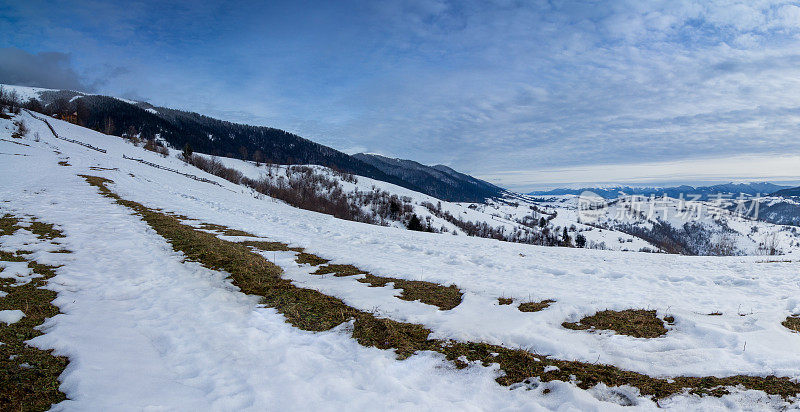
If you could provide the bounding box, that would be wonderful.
[441,341,800,399]
[238,240,303,252]
[197,222,257,237]
[518,299,555,312]
[0,214,69,410]
[783,316,800,333]
[28,219,65,240]
[562,309,668,338]
[498,297,513,305]
[357,273,462,310]
[312,264,367,277]
[0,213,21,236]
[295,252,329,266]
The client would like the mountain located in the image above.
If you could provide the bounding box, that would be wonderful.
[773,186,800,197]
[352,153,504,202]
[4,83,518,203]
[531,182,791,200]
[0,84,437,192]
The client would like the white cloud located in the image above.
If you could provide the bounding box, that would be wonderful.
[5,0,800,191]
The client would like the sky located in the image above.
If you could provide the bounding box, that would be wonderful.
[2,0,800,191]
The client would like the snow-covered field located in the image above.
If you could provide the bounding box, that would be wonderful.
[2,110,800,410]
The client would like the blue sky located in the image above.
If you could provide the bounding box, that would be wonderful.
[2,0,800,190]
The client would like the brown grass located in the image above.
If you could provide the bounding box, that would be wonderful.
[197,222,257,237]
[78,175,800,401]
[498,297,513,305]
[312,264,367,277]
[0,213,21,236]
[518,299,555,312]
[57,160,71,167]
[238,240,303,252]
[358,273,462,310]
[28,219,65,240]
[295,252,329,266]
[0,214,69,410]
[441,341,800,399]
[562,309,668,338]
[783,316,800,333]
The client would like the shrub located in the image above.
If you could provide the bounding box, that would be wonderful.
[143,139,169,157]
[11,120,28,138]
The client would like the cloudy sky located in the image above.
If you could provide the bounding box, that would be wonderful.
[2,0,800,190]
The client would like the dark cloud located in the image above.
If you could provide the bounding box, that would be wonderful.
[0,48,91,91]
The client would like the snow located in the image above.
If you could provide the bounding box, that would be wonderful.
[0,84,57,102]
[0,310,25,324]
[193,153,652,249]
[1,109,800,409]
[0,261,39,285]
[0,83,138,107]
[574,194,800,255]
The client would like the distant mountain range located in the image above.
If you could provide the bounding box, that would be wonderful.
[353,154,504,203]
[530,182,792,200]
[3,84,502,202]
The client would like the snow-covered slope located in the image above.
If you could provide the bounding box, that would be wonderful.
[192,152,654,252]
[2,110,800,409]
[567,193,800,256]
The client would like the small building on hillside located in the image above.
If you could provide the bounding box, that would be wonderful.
[53,112,78,124]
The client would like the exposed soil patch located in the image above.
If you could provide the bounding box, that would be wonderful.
[80,175,800,402]
[313,264,367,277]
[239,240,303,252]
[783,316,800,333]
[358,273,462,310]
[442,341,800,399]
[562,309,668,338]
[57,161,70,167]
[197,222,257,237]
[0,213,22,236]
[0,214,69,410]
[295,252,329,266]
[498,297,513,305]
[518,299,555,312]
[28,220,65,240]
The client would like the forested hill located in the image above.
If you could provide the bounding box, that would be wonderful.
[353,153,504,202]
[14,87,416,190]
[773,186,800,197]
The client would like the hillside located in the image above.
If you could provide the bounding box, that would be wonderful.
[774,186,800,197]
[3,106,800,410]
[0,84,430,195]
[353,153,504,202]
